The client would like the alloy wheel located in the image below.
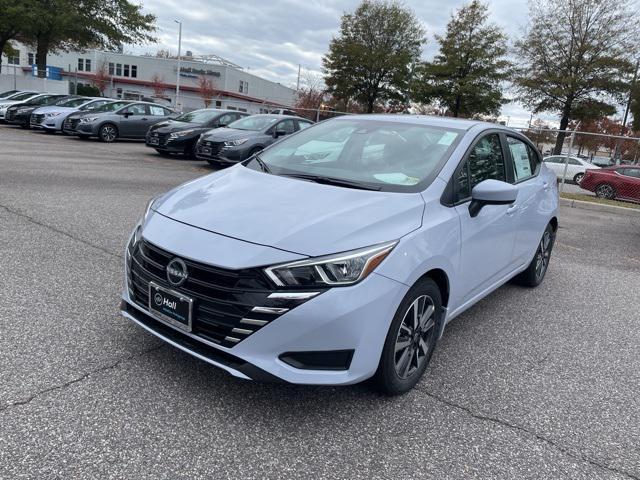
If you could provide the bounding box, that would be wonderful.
[596,184,615,199]
[101,125,117,142]
[394,295,436,380]
[535,229,552,281]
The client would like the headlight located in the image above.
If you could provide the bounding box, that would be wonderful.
[142,195,158,224]
[264,241,397,287]
[45,112,62,117]
[224,138,248,147]
[80,116,98,123]
[168,129,196,139]
[17,108,30,114]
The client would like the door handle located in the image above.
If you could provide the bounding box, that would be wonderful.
[506,204,518,215]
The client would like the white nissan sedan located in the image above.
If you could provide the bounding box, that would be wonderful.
[122,115,559,395]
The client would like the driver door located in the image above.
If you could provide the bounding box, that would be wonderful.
[452,133,518,302]
[119,104,149,137]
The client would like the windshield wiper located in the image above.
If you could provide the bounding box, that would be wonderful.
[252,155,271,173]
[281,173,381,191]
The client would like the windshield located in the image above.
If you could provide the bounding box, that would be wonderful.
[9,92,36,101]
[174,109,221,124]
[55,97,87,107]
[245,119,463,192]
[227,116,279,131]
[93,101,130,113]
[0,90,19,97]
[28,95,59,106]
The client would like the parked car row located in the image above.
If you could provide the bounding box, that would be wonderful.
[1,89,314,167]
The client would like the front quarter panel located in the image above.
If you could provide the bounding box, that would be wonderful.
[374,177,462,315]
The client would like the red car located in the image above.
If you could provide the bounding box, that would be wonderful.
[580,166,640,202]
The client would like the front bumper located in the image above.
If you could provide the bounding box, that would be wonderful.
[76,122,99,135]
[120,216,408,385]
[146,135,196,153]
[6,112,30,125]
[31,115,63,130]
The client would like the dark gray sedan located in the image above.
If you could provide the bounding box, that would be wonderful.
[195,114,314,166]
[70,101,175,142]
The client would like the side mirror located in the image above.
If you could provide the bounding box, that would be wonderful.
[274,129,286,138]
[469,179,517,218]
[122,111,131,118]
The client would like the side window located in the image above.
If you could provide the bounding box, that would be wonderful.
[622,168,640,178]
[124,104,146,115]
[568,158,581,165]
[454,133,506,202]
[149,105,165,116]
[217,113,235,126]
[507,136,540,182]
[298,121,313,131]
[275,119,295,134]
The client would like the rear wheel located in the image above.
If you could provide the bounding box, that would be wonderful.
[513,223,555,287]
[98,123,118,143]
[374,277,441,395]
[595,183,616,199]
[573,172,584,184]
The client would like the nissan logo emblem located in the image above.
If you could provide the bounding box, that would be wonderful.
[166,258,188,286]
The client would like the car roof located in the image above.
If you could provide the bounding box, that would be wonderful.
[331,113,499,131]
[245,113,308,121]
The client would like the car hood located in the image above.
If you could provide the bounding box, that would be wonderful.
[0,99,21,107]
[32,106,77,114]
[154,165,425,257]
[150,120,206,134]
[201,127,260,142]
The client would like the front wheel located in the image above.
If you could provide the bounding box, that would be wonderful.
[98,123,118,143]
[374,278,441,395]
[513,223,555,287]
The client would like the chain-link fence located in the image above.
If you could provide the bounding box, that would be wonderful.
[516,127,640,207]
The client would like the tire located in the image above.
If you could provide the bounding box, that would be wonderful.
[374,277,442,395]
[595,183,616,199]
[573,172,584,184]
[98,123,118,143]
[513,223,555,287]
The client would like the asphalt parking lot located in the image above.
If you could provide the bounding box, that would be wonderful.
[1,126,639,480]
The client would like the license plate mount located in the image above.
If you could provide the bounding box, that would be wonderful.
[148,282,193,332]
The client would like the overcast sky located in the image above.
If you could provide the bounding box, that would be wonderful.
[133,0,540,126]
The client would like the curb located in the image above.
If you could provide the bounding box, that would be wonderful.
[559,197,640,217]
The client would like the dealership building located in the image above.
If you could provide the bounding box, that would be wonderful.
[0,42,296,112]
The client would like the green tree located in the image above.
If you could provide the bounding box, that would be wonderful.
[322,0,425,113]
[413,0,510,118]
[0,0,28,73]
[514,0,638,154]
[21,0,156,78]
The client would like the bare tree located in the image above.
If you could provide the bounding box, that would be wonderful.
[150,73,167,98]
[514,0,639,154]
[92,61,110,96]
[197,76,217,107]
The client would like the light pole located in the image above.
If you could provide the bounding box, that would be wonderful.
[175,20,183,112]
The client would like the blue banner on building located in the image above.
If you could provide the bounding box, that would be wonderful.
[31,65,62,80]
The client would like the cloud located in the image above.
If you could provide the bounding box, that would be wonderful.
[132,0,540,122]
